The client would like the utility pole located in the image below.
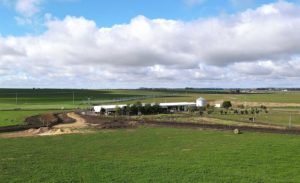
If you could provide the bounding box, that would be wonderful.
[72,91,75,105]
[88,98,91,106]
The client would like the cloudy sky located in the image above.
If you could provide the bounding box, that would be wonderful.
[1,0,300,88]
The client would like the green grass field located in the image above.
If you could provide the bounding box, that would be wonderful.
[1,127,300,183]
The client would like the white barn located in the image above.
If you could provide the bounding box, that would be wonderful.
[93,104,127,113]
[93,97,207,114]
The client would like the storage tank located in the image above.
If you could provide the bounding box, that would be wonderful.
[196,97,206,107]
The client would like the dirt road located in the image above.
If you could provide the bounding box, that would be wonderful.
[54,112,87,129]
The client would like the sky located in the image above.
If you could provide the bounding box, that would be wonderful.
[1,0,300,88]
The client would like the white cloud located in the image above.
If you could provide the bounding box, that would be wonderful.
[15,0,43,17]
[1,1,300,88]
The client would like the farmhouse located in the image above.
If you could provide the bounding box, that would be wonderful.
[93,97,207,114]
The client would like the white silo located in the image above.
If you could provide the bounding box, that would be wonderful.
[196,97,206,107]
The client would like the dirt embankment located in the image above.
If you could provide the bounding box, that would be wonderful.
[0,112,86,138]
[25,113,75,127]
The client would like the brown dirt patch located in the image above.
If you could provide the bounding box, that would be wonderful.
[0,112,89,138]
[233,101,300,107]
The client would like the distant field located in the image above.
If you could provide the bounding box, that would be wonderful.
[2,89,300,110]
[1,127,300,182]
[133,92,300,104]
[0,89,171,110]
[1,89,300,127]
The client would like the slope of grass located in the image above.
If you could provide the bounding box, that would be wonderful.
[1,127,300,183]
[0,110,55,127]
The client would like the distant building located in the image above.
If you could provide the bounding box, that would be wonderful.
[94,104,127,113]
[93,97,209,114]
[214,103,221,108]
[159,102,196,112]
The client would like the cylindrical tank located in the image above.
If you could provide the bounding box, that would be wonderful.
[196,97,206,107]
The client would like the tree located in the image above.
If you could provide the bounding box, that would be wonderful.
[115,106,122,116]
[188,106,197,113]
[222,101,232,109]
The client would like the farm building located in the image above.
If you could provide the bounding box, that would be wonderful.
[159,102,196,112]
[93,98,206,114]
[94,105,127,113]
[215,103,221,108]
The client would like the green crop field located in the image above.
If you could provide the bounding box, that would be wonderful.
[1,127,300,183]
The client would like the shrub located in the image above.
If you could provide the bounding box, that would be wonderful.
[222,101,232,109]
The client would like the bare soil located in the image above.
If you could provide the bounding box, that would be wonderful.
[233,101,300,107]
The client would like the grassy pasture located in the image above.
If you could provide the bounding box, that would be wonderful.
[1,127,300,183]
[135,110,300,127]
[209,109,300,127]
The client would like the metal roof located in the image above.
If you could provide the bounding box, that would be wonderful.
[159,102,196,107]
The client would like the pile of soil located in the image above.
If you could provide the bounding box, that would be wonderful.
[25,112,75,127]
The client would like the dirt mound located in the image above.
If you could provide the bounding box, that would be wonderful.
[25,112,76,128]
[38,128,75,136]
[25,113,59,127]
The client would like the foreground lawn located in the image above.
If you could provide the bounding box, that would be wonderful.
[1,127,300,182]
